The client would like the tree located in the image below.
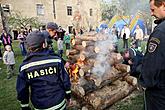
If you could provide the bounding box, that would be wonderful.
[7,11,44,30]
[101,1,118,20]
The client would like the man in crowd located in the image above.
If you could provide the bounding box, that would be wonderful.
[139,0,165,109]
[123,46,143,78]
[42,22,59,52]
[133,24,144,48]
[121,25,130,49]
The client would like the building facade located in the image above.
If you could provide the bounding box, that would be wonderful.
[0,0,101,33]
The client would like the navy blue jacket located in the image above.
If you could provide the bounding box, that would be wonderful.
[139,19,165,110]
[123,48,143,77]
[16,49,71,109]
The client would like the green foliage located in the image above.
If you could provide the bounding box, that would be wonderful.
[7,11,44,29]
[101,2,118,20]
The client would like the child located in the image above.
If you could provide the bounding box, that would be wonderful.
[57,37,64,57]
[3,45,15,79]
[16,31,71,110]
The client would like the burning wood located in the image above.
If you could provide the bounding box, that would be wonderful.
[71,38,82,46]
[67,32,136,109]
[72,45,85,51]
[72,80,136,110]
[82,41,95,47]
[66,63,80,82]
[71,67,129,97]
[66,49,79,56]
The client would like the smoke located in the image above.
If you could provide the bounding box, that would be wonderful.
[92,29,115,76]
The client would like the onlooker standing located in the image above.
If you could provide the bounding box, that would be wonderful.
[28,26,32,33]
[0,29,13,50]
[111,28,118,52]
[57,26,66,40]
[16,31,71,110]
[17,31,27,56]
[139,0,165,110]
[3,45,15,79]
[57,38,64,57]
[43,22,59,52]
[64,32,71,50]
[134,25,143,48]
[121,25,130,49]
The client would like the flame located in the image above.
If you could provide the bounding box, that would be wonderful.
[76,59,85,66]
[67,63,80,82]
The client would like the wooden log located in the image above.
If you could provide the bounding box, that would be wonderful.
[66,49,79,56]
[72,67,129,96]
[71,38,82,46]
[83,81,136,110]
[91,67,128,87]
[79,65,93,77]
[109,53,123,66]
[84,46,95,53]
[79,37,98,41]
[123,75,138,86]
[114,63,130,73]
[72,84,86,96]
[82,31,97,37]
[94,46,100,53]
[80,51,96,61]
[68,54,86,62]
[82,41,95,47]
[72,45,85,51]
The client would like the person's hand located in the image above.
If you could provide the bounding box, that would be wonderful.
[137,84,146,91]
[67,99,73,107]
[128,60,133,65]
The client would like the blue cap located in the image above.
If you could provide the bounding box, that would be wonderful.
[26,31,45,48]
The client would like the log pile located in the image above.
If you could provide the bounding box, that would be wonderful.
[66,32,137,110]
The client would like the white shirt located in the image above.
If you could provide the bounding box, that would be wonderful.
[134,28,143,40]
[57,39,63,50]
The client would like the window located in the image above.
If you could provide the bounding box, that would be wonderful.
[68,26,73,34]
[2,4,10,12]
[90,8,93,16]
[67,6,72,16]
[36,4,44,16]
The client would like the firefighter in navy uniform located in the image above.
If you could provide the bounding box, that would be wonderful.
[123,47,143,78]
[16,31,71,110]
[139,0,165,110]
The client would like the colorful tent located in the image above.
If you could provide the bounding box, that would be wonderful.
[109,15,145,35]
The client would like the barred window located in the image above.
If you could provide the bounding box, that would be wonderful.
[67,6,72,16]
[36,4,44,16]
[2,4,10,12]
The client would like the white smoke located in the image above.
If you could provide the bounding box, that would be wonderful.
[92,29,116,76]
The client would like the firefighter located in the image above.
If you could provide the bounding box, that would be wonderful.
[139,0,165,110]
[16,31,71,110]
[123,47,143,78]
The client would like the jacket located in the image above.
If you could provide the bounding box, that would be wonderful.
[16,49,71,109]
